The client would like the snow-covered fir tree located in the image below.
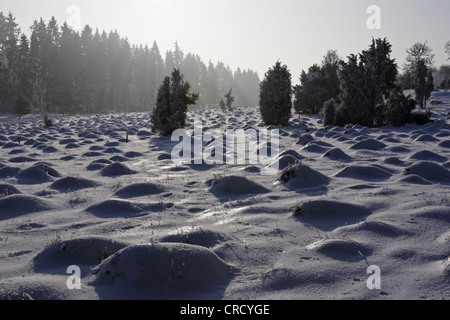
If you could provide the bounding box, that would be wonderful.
[259,61,292,126]
[151,69,199,136]
[336,38,398,127]
[293,50,341,115]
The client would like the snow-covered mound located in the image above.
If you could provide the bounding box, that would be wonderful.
[50,177,102,192]
[114,182,166,198]
[210,175,269,197]
[0,194,55,220]
[279,162,330,190]
[33,236,130,273]
[0,91,449,300]
[91,243,235,299]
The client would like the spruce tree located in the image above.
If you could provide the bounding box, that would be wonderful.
[259,61,292,126]
[151,69,199,136]
[17,34,32,102]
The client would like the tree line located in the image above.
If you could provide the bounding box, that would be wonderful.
[259,37,450,129]
[151,37,449,137]
[0,12,260,115]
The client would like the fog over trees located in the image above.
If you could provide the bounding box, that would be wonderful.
[0,12,260,114]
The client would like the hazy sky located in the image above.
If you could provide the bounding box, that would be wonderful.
[2,0,449,83]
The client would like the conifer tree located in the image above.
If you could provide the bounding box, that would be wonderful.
[259,61,292,126]
[294,50,341,115]
[337,38,397,127]
[219,88,235,111]
[151,69,199,136]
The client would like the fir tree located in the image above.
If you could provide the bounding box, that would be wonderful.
[151,69,199,136]
[219,88,235,111]
[294,50,341,115]
[259,61,292,126]
[337,38,397,127]
[17,34,32,102]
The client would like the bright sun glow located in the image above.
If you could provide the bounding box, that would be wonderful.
[2,0,450,82]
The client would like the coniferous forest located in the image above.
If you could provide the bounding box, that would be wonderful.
[0,12,260,115]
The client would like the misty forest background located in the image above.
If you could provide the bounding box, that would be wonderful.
[1,12,450,118]
[0,12,260,115]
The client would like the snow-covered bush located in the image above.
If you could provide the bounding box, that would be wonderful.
[43,114,54,128]
[322,98,337,127]
[381,88,416,127]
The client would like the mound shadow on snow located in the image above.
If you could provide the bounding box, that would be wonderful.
[334,220,411,238]
[113,182,166,198]
[32,236,130,275]
[268,154,303,171]
[0,184,21,198]
[293,199,372,232]
[332,165,393,181]
[209,175,270,199]
[349,138,386,151]
[0,194,55,220]
[49,176,102,193]
[278,162,330,192]
[15,163,61,185]
[0,166,21,179]
[85,198,165,218]
[408,150,447,163]
[101,162,137,176]
[321,148,353,161]
[159,228,231,249]
[91,243,236,299]
[306,238,372,262]
[401,161,450,184]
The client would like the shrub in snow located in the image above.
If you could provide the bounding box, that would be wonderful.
[259,61,292,126]
[322,98,337,127]
[15,95,31,116]
[411,108,431,125]
[151,69,199,136]
[219,88,235,112]
[43,114,54,128]
[381,87,416,127]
